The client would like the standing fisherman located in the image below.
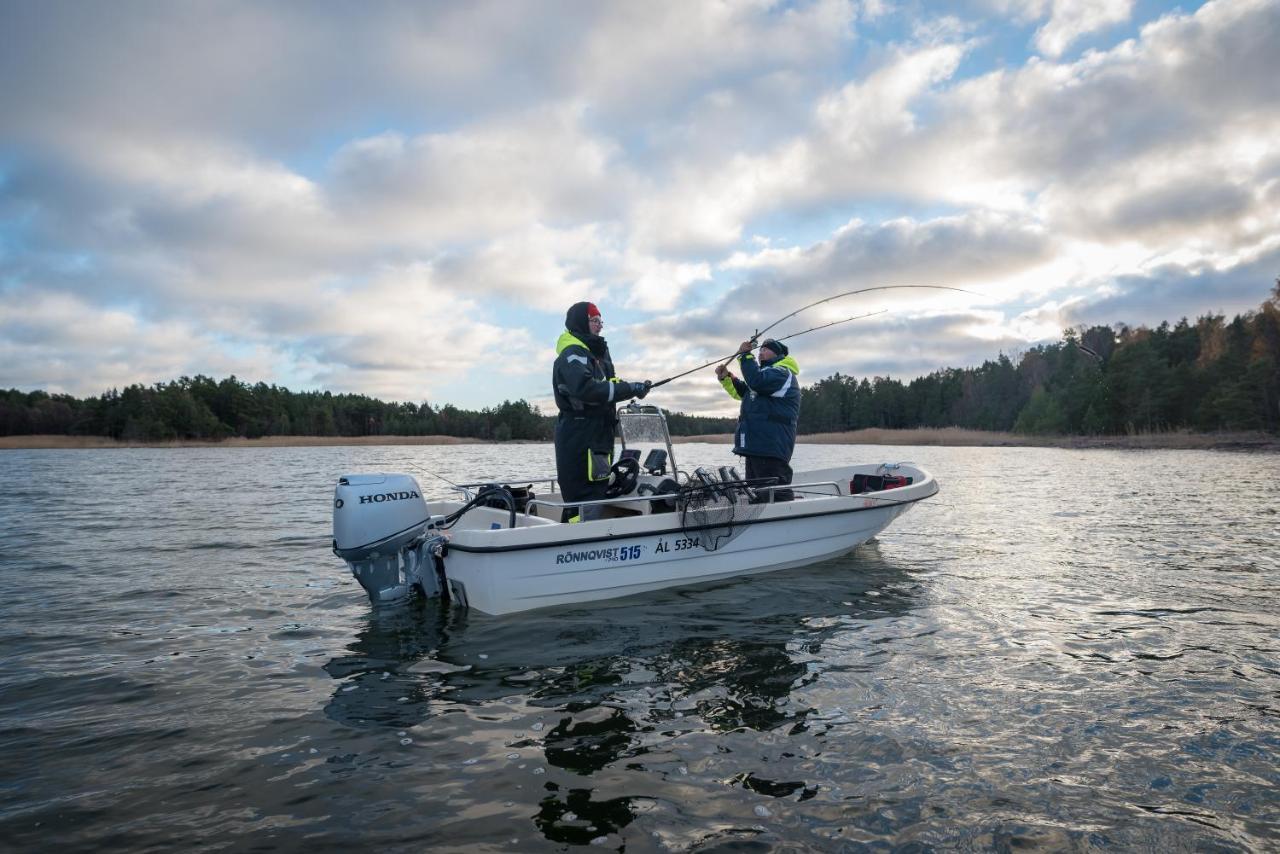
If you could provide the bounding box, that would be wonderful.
[552,302,650,521]
[716,338,800,501]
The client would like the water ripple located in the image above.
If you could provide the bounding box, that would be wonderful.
[0,445,1277,850]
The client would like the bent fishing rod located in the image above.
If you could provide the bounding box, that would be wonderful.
[648,309,886,389]
[649,283,979,389]
[756,283,978,340]
[774,308,888,344]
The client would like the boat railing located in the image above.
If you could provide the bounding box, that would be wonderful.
[452,477,560,501]
[770,481,843,498]
[522,479,846,519]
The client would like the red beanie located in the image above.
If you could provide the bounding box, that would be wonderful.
[585,302,601,318]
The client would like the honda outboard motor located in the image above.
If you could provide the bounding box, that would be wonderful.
[333,474,444,604]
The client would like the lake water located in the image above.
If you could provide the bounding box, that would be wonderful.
[1,443,1277,851]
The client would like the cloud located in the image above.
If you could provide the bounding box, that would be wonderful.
[1,137,352,310]
[4,0,1279,416]
[702,211,1049,339]
[616,255,714,312]
[431,224,611,312]
[0,3,572,147]
[0,288,278,395]
[1039,160,1279,249]
[944,0,1280,195]
[631,306,1039,418]
[245,262,545,401]
[1060,244,1280,330]
[575,0,856,112]
[1033,0,1134,57]
[633,0,1280,258]
[327,105,627,245]
[0,260,544,401]
[623,211,1046,412]
[630,40,973,253]
[0,1,859,150]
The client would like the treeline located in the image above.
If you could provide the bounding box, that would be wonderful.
[0,377,560,442]
[0,374,737,441]
[798,284,1280,435]
[3,285,1277,441]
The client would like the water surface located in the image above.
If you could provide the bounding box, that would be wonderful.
[1,444,1277,851]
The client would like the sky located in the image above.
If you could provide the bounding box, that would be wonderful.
[2,0,1278,417]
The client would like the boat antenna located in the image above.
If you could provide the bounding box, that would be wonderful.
[649,283,978,390]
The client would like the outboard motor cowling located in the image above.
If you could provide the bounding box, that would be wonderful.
[333,474,442,604]
[333,474,431,561]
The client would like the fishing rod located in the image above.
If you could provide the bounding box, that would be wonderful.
[649,284,978,390]
[753,283,978,341]
[773,308,887,344]
[1074,342,1102,362]
[648,308,888,390]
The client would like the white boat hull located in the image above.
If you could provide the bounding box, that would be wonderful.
[333,450,938,616]
[443,498,913,615]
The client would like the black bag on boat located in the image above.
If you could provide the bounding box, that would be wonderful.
[479,483,535,513]
[504,484,534,512]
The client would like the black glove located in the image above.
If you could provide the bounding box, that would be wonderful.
[635,381,651,399]
[616,380,639,402]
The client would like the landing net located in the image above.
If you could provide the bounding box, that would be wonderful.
[677,479,766,552]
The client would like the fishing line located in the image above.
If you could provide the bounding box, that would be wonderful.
[773,309,887,343]
[648,309,884,390]
[399,460,461,492]
[754,284,978,341]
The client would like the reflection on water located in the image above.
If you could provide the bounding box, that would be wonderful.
[320,547,922,847]
[0,444,1277,850]
[323,605,451,730]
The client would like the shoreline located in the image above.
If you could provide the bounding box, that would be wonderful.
[3,428,1277,452]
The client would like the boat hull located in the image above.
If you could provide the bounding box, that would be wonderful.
[443,499,913,615]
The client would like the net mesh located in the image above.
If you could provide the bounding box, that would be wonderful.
[677,476,766,552]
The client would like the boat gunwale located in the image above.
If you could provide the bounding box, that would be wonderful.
[444,486,936,554]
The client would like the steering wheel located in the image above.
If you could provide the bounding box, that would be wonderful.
[604,457,641,498]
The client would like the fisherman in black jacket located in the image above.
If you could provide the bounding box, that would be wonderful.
[553,302,650,521]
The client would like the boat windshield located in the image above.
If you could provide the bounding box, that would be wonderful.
[617,404,679,479]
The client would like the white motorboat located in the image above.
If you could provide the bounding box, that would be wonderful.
[332,404,938,616]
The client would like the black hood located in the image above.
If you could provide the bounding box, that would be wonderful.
[565,301,609,357]
[565,302,594,337]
